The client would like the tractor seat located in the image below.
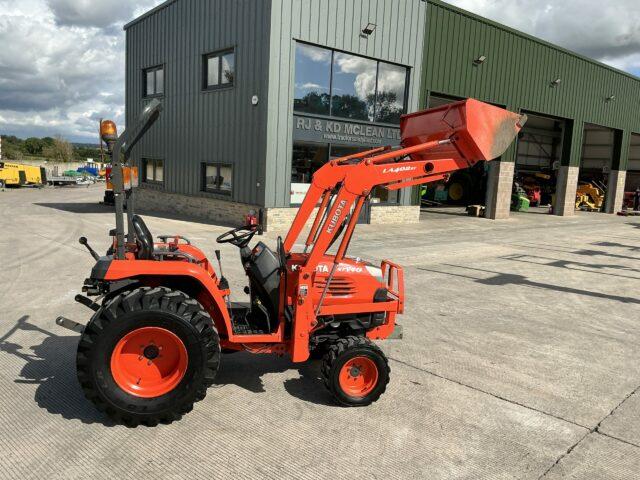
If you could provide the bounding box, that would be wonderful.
[131,215,154,260]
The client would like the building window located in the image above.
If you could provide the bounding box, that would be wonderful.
[144,66,164,97]
[203,49,235,90]
[331,52,377,121]
[290,142,398,205]
[293,44,331,115]
[293,42,409,125]
[202,163,232,194]
[143,158,164,184]
[374,62,408,124]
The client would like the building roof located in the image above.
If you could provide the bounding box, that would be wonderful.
[123,0,640,83]
[429,0,640,83]
[123,0,177,30]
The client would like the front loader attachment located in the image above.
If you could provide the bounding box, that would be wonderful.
[401,98,527,164]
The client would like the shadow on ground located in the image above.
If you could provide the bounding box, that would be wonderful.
[214,351,335,406]
[35,202,113,214]
[0,315,113,426]
[417,265,640,305]
[34,201,238,229]
[511,242,640,262]
[0,317,336,426]
[500,253,640,279]
[593,241,640,252]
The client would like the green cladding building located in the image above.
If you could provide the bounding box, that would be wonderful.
[125,0,640,228]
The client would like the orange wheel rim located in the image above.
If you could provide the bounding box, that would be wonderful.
[338,356,379,398]
[110,327,188,398]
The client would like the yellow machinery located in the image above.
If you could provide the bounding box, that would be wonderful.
[0,162,23,186]
[575,182,604,211]
[0,162,47,187]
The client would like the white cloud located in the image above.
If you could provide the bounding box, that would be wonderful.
[334,53,377,101]
[47,0,142,28]
[296,82,328,91]
[0,0,162,142]
[297,43,331,63]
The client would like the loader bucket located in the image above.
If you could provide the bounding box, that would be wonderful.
[400,98,527,163]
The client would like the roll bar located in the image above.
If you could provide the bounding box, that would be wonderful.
[111,99,163,259]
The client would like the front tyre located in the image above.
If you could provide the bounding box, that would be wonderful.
[321,336,390,407]
[76,287,221,426]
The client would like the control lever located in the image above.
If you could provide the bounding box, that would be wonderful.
[215,249,233,318]
[79,236,100,260]
[215,250,229,290]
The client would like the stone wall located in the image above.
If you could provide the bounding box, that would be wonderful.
[266,205,419,231]
[263,207,317,232]
[136,187,260,226]
[369,205,420,224]
[135,187,420,231]
[604,170,626,214]
[484,161,514,220]
[554,166,579,216]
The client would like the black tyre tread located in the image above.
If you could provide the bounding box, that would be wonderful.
[76,286,220,427]
[321,336,390,406]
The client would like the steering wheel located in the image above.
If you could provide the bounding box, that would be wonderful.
[216,225,258,248]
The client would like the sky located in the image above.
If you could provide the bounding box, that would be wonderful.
[1,0,639,142]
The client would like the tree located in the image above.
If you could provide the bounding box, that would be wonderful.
[3,145,23,160]
[0,135,23,160]
[294,92,331,115]
[367,91,403,124]
[330,94,368,121]
[74,146,102,161]
[24,137,45,155]
[43,135,74,162]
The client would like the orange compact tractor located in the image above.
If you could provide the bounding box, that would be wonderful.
[57,98,525,426]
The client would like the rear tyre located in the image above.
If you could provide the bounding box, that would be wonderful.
[321,336,390,407]
[76,287,220,426]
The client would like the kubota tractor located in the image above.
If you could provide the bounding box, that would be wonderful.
[57,98,525,426]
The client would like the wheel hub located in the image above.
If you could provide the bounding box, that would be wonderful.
[110,327,188,398]
[338,356,379,398]
[143,344,160,360]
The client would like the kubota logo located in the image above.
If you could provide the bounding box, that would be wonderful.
[326,199,347,234]
[383,166,417,174]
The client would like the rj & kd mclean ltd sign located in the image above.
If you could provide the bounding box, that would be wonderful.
[293,114,401,147]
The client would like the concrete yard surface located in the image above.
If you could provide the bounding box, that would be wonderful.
[1,184,639,479]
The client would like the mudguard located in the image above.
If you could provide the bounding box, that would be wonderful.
[101,259,233,338]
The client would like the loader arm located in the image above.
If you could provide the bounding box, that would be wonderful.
[284,99,526,361]
[285,99,527,265]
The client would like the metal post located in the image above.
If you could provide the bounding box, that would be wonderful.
[126,188,135,244]
[111,139,126,259]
